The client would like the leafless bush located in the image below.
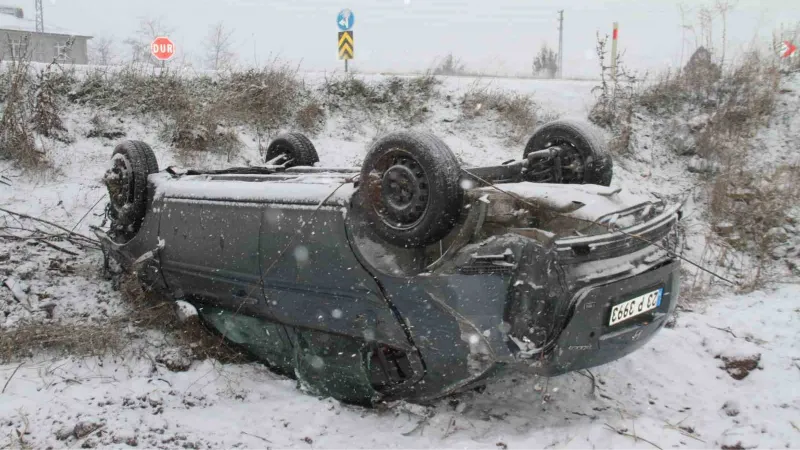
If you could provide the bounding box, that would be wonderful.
[31,66,75,143]
[708,164,800,289]
[0,38,46,169]
[693,52,778,160]
[322,73,439,126]
[461,86,538,144]
[588,33,641,155]
[294,98,325,134]
[432,53,467,76]
[221,64,305,136]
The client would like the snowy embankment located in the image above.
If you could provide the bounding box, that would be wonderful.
[1,74,798,449]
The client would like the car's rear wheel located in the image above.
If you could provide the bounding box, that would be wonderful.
[359,131,462,248]
[523,119,613,186]
[265,132,320,167]
[105,141,159,239]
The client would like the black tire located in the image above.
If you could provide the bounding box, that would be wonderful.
[523,119,613,186]
[265,132,320,167]
[108,141,158,237]
[359,131,462,248]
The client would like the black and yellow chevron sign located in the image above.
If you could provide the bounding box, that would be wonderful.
[338,31,354,60]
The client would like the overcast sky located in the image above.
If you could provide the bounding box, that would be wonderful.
[21,0,800,77]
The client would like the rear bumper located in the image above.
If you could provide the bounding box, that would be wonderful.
[533,259,680,375]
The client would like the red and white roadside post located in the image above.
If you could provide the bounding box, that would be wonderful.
[611,22,619,82]
[150,36,176,62]
[780,40,797,59]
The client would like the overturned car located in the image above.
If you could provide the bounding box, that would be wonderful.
[98,119,681,405]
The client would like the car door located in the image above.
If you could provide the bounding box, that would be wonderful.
[158,177,265,307]
[257,181,411,350]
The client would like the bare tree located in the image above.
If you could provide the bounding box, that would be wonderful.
[698,7,714,53]
[89,36,116,66]
[123,16,175,64]
[203,22,237,71]
[715,0,736,67]
[678,4,691,69]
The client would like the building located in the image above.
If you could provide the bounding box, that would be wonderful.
[0,5,91,64]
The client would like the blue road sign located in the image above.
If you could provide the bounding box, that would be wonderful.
[337,9,354,31]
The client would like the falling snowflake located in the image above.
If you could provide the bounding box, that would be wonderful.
[309,355,324,370]
[498,322,512,333]
[363,329,376,341]
[264,209,282,225]
[331,308,343,319]
[294,245,309,262]
[459,178,475,190]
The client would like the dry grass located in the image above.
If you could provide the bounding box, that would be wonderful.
[461,86,539,144]
[0,273,247,364]
[0,51,47,169]
[5,59,451,160]
[587,33,641,155]
[588,30,791,291]
[221,65,305,135]
[294,98,326,133]
[708,164,800,286]
[322,73,439,126]
[117,274,248,363]
[0,322,123,362]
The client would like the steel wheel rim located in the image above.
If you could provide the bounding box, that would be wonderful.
[366,148,431,231]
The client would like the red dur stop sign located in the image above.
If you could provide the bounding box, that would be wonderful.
[151,36,175,61]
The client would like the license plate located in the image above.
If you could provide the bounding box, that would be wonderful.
[609,288,663,326]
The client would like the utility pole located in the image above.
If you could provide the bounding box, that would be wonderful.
[557,10,564,78]
[34,0,43,32]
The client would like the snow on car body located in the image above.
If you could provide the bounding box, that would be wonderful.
[97,120,681,405]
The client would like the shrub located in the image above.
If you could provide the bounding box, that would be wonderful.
[220,65,305,135]
[708,164,800,288]
[322,73,439,126]
[0,54,46,169]
[432,53,467,76]
[461,87,538,144]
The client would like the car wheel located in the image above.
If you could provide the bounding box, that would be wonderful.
[265,132,320,167]
[359,131,462,248]
[106,141,159,238]
[523,119,613,186]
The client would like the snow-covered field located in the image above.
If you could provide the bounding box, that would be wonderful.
[1,74,798,449]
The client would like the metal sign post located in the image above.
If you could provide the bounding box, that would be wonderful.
[337,9,354,72]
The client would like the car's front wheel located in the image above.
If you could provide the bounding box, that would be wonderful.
[359,131,463,248]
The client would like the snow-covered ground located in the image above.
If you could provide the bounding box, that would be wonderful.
[1,74,798,449]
